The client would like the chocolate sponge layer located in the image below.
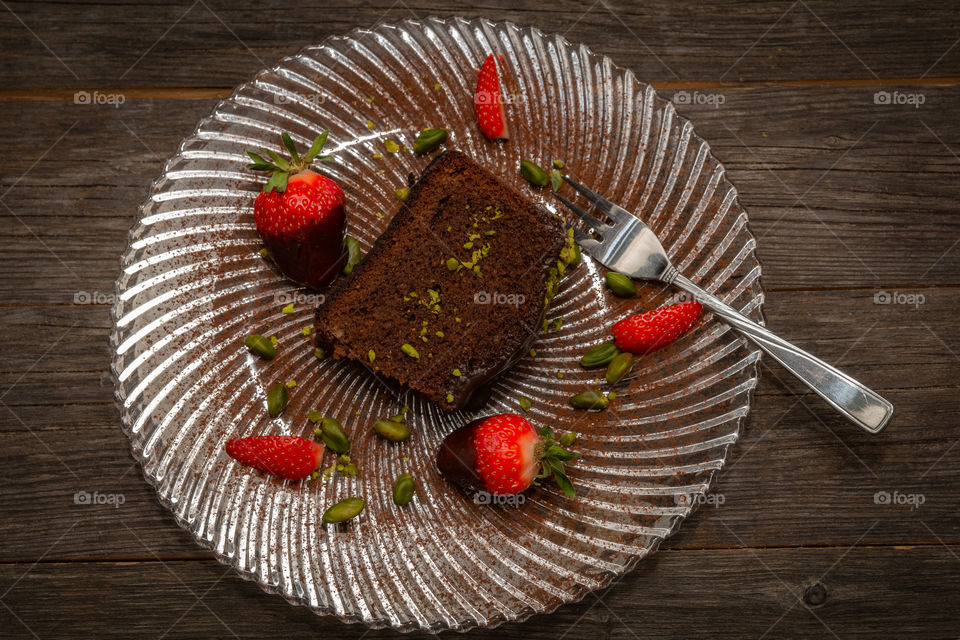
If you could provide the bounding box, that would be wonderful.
[315,150,566,411]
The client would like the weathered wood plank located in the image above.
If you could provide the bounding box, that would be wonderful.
[1,1,959,88]
[1,86,959,305]
[1,547,958,638]
[0,287,957,560]
[2,385,955,562]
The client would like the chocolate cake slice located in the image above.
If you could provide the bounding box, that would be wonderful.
[315,150,569,411]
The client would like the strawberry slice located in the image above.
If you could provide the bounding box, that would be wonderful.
[225,435,324,481]
[474,53,509,140]
[611,301,703,355]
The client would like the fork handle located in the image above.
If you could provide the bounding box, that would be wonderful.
[670,274,894,434]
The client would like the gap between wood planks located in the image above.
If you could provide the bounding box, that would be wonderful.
[0,76,958,101]
[0,541,954,565]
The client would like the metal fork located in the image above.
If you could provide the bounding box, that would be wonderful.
[553,178,894,434]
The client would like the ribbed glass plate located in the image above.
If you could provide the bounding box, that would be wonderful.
[110,17,763,633]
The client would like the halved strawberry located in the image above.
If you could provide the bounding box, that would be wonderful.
[225,435,324,481]
[611,301,703,355]
[248,132,347,288]
[474,53,509,140]
[437,413,579,497]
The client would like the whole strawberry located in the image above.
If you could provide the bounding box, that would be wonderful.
[437,413,578,498]
[248,132,346,288]
[612,300,703,355]
[474,53,509,140]
[225,435,324,481]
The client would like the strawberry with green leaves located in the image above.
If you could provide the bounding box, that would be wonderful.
[437,413,579,498]
[247,132,347,288]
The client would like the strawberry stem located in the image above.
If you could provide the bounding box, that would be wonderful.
[534,427,580,498]
[247,131,333,193]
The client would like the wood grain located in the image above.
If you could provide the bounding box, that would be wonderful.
[2,86,959,307]
[2,0,958,636]
[1,1,959,88]
[1,289,957,562]
[1,546,958,639]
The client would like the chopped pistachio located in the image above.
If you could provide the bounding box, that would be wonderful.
[366,119,376,130]
[530,349,537,357]
[553,318,563,331]
[395,187,410,201]
[401,343,420,358]
[384,139,400,153]
[286,379,297,388]
[553,159,564,170]
[445,393,454,403]
[372,152,383,159]
[484,230,496,236]
[368,349,376,363]
[557,371,564,379]
[314,347,326,359]
[463,241,474,249]
[435,330,444,338]
[301,326,312,336]
[270,336,279,345]
[518,395,532,412]
[259,247,270,260]
[452,368,461,377]
[282,303,295,314]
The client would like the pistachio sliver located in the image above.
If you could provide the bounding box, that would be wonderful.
[569,389,609,411]
[401,343,420,359]
[244,333,276,359]
[580,342,620,368]
[373,419,411,442]
[320,417,350,454]
[266,382,288,417]
[605,352,635,385]
[518,395,532,412]
[392,473,416,506]
[605,272,637,297]
[342,236,362,275]
[322,497,365,524]
[520,160,549,187]
[413,128,447,154]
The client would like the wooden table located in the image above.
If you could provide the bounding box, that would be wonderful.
[2,1,958,637]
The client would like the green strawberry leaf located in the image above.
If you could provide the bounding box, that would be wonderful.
[546,445,580,462]
[316,155,334,163]
[261,148,290,171]
[263,171,288,193]
[552,469,575,498]
[541,457,563,476]
[246,151,280,171]
[301,131,329,164]
[247,162,276,171]
[281,132,300,163]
